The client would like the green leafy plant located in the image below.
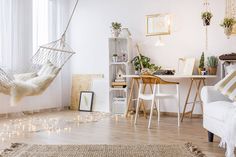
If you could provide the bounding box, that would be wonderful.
[131,54,161,72]
[207,56,218,68]
[111,22,122,30]
[199,52,205,69]
[220,18,236,28]
[201,12,213,20]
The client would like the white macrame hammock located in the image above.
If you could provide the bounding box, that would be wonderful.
[0,0,78,104]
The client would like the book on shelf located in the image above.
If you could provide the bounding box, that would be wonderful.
[112,82,127,87]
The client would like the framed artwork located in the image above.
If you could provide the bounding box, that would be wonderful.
[146,13,171,36]
[177,58,196,75]
[232,24,236,34]
[79,91,94,112]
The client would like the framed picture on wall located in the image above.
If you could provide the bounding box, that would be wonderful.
[146,13,171,36]
[79,91,94,112]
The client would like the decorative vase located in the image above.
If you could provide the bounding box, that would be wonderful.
[203,19,210,26]
[208,67,217,75]
[112,29,120,38]
[224,26,233,38]
[134,70,140,75]
[198,68,204,75]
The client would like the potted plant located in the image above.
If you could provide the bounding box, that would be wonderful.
[111,22,122,38]
[198,52,205,75]
[207,56,218,75]
[201,11,213,26]
[131,54,161,75]
[220,18,236,37]
[112,54,118,62]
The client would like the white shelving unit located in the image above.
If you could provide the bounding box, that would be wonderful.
[109,37,132,115]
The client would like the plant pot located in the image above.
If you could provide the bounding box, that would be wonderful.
[112,56,118,62]
[203,19,210,26]
[208,67,217,75]
[224,26,233,37]
[112,29,120,38]
[198,68,204,75]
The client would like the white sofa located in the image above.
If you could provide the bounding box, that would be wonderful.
[201,86,236,144]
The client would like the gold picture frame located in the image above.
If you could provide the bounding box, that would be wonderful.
[146,13,171,36]
[232,24,236,34]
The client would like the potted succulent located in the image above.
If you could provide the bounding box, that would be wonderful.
[111,22,122,38]
[198,52,205,75]
[201,11,213,26]
[220,18,236,38]
[112,54,118,62]
[207,56,218,75]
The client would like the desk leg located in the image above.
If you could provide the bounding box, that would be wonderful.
[190,79,202,118]
[181,79,193,122]
[125,78,135,118]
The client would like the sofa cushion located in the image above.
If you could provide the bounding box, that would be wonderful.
[204,101,235,122]
[215,70,236,101]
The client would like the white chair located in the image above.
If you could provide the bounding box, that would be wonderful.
[134,75,180,128]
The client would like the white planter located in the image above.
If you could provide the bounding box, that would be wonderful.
[112,29,120,38]
[224,26,233,38]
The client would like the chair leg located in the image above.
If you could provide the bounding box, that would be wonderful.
[148,98,155,129]
[134,98,140,125]
[176,84,180,127]
[177,97,180,127]
[157,99,160,124]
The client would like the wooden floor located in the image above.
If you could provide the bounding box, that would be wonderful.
[0,111,225,157]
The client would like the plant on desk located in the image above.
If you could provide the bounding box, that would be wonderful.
[131,54,161,75]
[198,52,205,75]
[207,56,218,75]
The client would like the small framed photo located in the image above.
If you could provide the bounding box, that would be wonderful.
[79,91,94,112]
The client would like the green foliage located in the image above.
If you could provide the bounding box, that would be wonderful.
[201,12,213,20]
[111,22,122,30]
[131,54,161,72]
[220,18,236,28]
[207,56,218,67]
[113,54,118,57]
[199,52,205,68]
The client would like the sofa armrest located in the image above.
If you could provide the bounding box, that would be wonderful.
[201,86,232,104]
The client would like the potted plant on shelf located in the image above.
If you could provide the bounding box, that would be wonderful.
[111,22,122,38]
[220,18,236,38]
[198,52,205,75]
[112,54,118,62]
[207,56,218,75]
[201,11,213,26]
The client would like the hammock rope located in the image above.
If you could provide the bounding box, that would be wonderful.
[0,0,79,97]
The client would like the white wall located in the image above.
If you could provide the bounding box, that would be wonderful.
[69,0,236,113]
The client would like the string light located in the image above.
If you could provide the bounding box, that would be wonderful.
[0,112,109,143]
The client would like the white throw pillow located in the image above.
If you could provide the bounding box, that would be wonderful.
[215,70,236,101]
[225,63,236,75]
[37,61,58,76]
[14,72,37,81]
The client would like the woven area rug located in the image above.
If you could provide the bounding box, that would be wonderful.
[0,143,206,157]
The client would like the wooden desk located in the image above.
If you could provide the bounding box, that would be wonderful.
[123,75,217,121]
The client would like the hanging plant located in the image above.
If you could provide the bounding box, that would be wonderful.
[220,18,236,38]
[201,11,213,26]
